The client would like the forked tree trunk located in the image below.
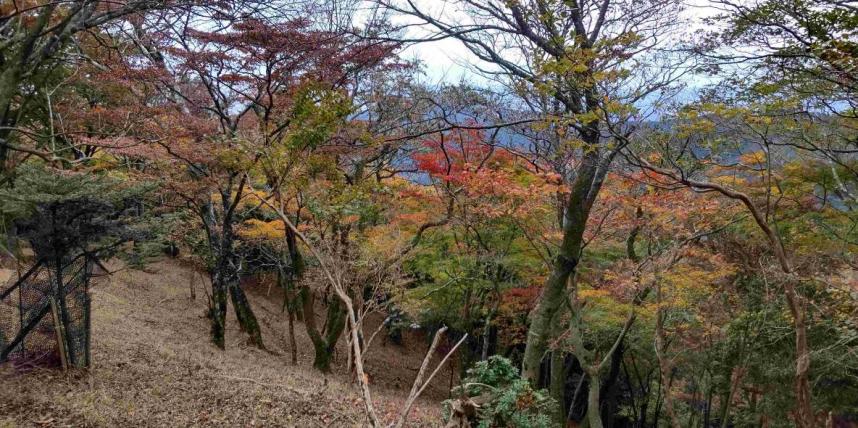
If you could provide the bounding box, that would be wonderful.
[301,286,346,372]
[203,188,265,350]
[208,251,264,349]
[575,286,639,428]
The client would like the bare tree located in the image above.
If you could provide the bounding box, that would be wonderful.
[256,191,465,427]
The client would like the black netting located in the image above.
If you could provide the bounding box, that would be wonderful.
[0,255,92,369]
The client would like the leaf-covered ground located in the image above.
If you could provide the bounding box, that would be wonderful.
[0,259,445,427]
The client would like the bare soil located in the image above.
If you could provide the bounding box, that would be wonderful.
[0,259,448,427]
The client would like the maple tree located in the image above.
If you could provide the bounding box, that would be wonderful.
[402,125,563,363]
[66,0,399,350]
[625,94,858,425]
[0,0,195,178]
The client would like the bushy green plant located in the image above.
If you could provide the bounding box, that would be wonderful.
[0,163,155,263]
[445,356,558,428]
[460,355,520,395]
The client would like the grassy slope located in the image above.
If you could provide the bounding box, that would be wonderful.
[0,259,446,427]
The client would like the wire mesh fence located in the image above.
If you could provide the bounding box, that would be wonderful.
[0,254,92,369]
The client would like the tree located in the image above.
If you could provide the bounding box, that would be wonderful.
[0,0,188,177]
[83,0,396,349]
[377,5,690,411]
[685,3,858,424]
[403,125,566,371]
[626,97,858,426]
[701,0,858,117]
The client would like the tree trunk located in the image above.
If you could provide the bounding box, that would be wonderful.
[285,227,305,276]
[481,316,492,362]
[301,288,326,369]
[550,351,568,424]
[787,285,813,428]
[301,287,346,372]
[586,368,603,428]
[203,200,228,349]
[522,151,607,382]
[210,272,227,349]
[0,67,22,172]
[279,271,299,364]
[719,386,734,428]
[278,226,304,364]
[52,254,77,366]
[600,341,624,427]
[201,187,265,350]
[229,279,264,348]
[287,307,298,364]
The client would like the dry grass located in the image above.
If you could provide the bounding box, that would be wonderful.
[0,259,446,427]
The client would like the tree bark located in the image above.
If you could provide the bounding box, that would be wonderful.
[522,150,607,382]
[788,288,813,428]
[301,286,346,372]
[550,351,568,424]
[600,341,624,427]
[287,303,298,364]
[586,368,603,428]
[210,271,228,349]
[278,221,304,364]
[229,279,264,348]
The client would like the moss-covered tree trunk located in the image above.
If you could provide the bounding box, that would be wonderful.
[522,148,608,383]
[210,266,228,349]
[278,225,305,364]
[278,270,300,364]
[586,367,603,428]
[301,286,346,372]
[204,190,264,350]
[229,277,264,348]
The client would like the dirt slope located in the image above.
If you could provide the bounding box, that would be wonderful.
[0,259,445,427]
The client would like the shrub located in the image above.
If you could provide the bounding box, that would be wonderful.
[444,355,558,428]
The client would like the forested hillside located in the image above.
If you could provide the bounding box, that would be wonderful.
[1,1,856,427]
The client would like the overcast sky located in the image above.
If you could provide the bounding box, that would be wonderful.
[390,1,722,84]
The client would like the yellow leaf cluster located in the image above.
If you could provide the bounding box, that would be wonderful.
[237,219,285,241]
[740,151,767,166]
